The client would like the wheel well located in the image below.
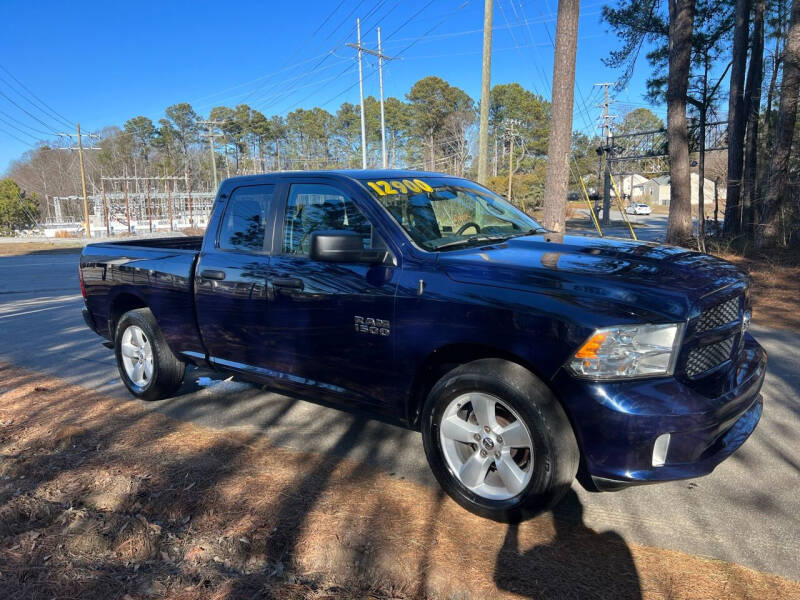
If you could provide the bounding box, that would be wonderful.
[108,293,148,337]
[406,343,546,429]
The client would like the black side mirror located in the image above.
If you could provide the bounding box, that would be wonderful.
[309,230,385,264]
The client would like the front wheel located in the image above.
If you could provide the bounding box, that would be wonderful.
[114,308,185,401]
[421,359,579,522]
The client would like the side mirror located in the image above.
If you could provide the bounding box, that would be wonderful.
[309,230,385,264]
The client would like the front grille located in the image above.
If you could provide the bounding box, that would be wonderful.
[696,296,741,332]
[685,336,736,378]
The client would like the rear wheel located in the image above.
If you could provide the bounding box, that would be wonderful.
[114,308,185,401]
[421,359,579,522]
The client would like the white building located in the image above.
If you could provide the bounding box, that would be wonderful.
[608,173,661,204]
[651,173,726,207]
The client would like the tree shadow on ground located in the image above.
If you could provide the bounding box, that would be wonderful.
[494,489,642,599]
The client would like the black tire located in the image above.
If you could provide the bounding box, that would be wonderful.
[114,308,185,401]
[421,358,579,522]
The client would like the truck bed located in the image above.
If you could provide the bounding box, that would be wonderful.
[80,237,205,357]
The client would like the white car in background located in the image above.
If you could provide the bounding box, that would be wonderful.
[626,202,652,215]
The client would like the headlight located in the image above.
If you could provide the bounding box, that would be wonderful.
[567,323,684,380]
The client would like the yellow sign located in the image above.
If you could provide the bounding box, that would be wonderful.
[365,178,434,196]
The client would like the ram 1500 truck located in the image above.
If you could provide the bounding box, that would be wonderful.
[79,170,766,520]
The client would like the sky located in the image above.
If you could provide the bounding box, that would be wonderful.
[0,0,668,172]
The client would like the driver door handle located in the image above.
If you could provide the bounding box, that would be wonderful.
[200,269,226,280]
[271,276,304,290]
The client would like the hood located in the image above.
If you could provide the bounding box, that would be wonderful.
[439,234,748,320]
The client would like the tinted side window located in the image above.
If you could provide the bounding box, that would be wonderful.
[218,185,274,253]
[282,183,376,255]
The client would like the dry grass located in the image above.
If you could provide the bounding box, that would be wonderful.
[0,241,86,256]
[0,364,798,599]
[715,251,800,333]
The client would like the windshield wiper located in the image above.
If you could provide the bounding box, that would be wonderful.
[509,227,549,236]
[434,235,514,251]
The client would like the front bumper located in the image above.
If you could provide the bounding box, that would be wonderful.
[554,334,766,490]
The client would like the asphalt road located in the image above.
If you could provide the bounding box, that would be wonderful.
[1,250,799,582]
[574,209,674,242]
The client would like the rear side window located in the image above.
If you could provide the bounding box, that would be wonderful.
[218,185,274,253]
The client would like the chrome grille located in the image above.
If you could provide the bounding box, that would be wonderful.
[696,296,741,332]
[685,337,736,378]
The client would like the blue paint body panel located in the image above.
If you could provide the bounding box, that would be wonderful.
[79,170,766,490]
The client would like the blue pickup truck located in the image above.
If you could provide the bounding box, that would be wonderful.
[79,170,766,520]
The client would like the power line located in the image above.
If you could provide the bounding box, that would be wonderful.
[0,107,55,136]
[191,51,343,109]
[251,0,398,114]
[254,63,357,113]
[0,63,74,128]
[383,12,599,45]
[0,89,62,135]
[0,126,37,148]
[243,0,394,111]
[315,0,470,110]
[240,0,356,104]
[0,115,45,140]
[249,57,355,111]
[383,0,439,40]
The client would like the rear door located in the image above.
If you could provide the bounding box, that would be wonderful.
[265,177,399,406]
[195,183,278,370]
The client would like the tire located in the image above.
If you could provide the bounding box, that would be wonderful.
[421,359,579,522]
[114,308,185,401]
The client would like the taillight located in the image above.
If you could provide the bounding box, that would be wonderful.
[79,264,87,299]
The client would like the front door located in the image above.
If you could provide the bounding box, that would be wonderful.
[195,183,276,371]
[265,179,399,406]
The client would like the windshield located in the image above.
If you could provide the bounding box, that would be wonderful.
[360,176,546,251]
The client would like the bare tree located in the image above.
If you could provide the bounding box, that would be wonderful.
[742,0,766,235]
[666,0,695,244]
[542,0,580,233]
[724,0,752,235]
[758,0,800,247]
[761,0,789,192]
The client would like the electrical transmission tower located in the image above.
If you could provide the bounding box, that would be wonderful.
[347,20,394,169]
[594,82,617,225]
[58,124,100,237]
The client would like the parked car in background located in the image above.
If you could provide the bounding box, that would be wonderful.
[79,170,765,521]
[626,202,652,215]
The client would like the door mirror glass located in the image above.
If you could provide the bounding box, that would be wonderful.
[309,231,385,263]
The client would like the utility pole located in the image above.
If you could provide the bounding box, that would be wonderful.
[348,19,395,169]
[477,0,494,184]
[358,19,367,169]
[198,120,224,190]
[146,183,152,233]
[378,27,387,169]
[504,119,520,203]
[57,125,100,237]
[101,177,109,236]
[166,176,173,232]
[507,132,515,202]
[124,176,131,234]
[76,124,90,237]
[595,82,616,225]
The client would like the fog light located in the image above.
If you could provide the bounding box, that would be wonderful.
[652,433,671,467]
